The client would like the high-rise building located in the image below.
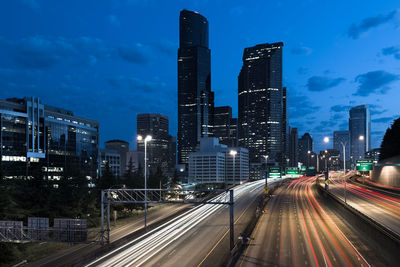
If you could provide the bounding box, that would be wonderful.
[0,97,99,181]
[298,133,313,167]
[188,137,249,184]
[238,42,284,164]
[349,105,371,162]
[282,87,289,163]
[213,106,237,147]
[289,127,298,167]
[100,148,121,177]
[105,139,129,176]
[137,113,170,172]
[178,9,214,165]
[333,130,350,168]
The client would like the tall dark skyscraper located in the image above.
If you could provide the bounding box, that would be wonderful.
[177,9,213,164]
[349,105,371,162]
[213,106,237,147]
[289,127,298,167]
[137,113,170,172]
[282,86,289,163]
[238,42,284,164]
[298,133,313,167]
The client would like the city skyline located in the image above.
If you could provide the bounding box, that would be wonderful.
[0,1,399,152]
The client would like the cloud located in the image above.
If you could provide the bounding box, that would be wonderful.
[108,14,120,27]
[118,43,151,64]
[372,116,396,124]
[229,6,244,16]
[3,36,111,69]
[289,94,320,119]
[307,76,345,91]
[369,104,387,116]
[21,0,40,9]
[354,70,399,97]
[153,40,176,56]
[109,75,167,94]
[348,11,397,39]
[382,46,400,60]
[313,120,337,133]
[297,67,308,75]
[291,46,312,55]
[330,104,351,113]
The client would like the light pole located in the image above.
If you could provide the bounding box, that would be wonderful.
[263,155,269,184]
[307,150,311,168]
[230,150,237,183]
[137,134,152,230]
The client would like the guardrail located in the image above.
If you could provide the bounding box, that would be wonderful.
[316,180,400,262]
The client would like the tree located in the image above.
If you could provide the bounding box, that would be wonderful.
[97,163,117,190]
[379,117,400,161]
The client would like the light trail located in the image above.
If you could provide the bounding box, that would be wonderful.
[87,179,277,267]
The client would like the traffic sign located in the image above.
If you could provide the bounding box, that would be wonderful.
[267,166,282,179]
[285,167,299,175]
[356,159,374,171]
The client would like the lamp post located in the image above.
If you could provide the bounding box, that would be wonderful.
[137,134,152,230]
[307,150,311,168]
[263,155,269,184]
[230,150,237,183]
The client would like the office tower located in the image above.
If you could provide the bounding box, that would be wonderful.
[298,133,313,167]
[178,9,214,165]
[213,106,237,147]
[282,87,289,163]
[0,97,99,181]
[137,113,170,172]
[188,137,249,184]
[333,130,350,168]
[289,127,298,167]
[238,42,284,164]
[168,135,177,169]
[349,105,371,162]
[105,139,129,176]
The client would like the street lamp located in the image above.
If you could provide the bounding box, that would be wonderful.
[137,134,152,230]
[307,150,311,168]
[230,150,237,183]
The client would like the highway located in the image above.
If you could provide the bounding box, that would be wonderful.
[326,173,400,235]
[237,176,391,267]
[86,178,279,267]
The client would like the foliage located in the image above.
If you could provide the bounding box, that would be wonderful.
[379,117,400,161]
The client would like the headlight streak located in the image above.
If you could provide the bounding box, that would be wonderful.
[88,179,272,267]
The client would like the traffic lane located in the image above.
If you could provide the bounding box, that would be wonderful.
[239,177,371,267]
[88,180,269,267]
[139,181,266,267]
[328,182,400,235]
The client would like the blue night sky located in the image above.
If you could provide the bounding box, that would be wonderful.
[0,0,399,152]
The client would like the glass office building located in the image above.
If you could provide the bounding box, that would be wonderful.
[178,9,214,165]
[238,42,284,164]
[0,97,99,181]
[349,105,371,163]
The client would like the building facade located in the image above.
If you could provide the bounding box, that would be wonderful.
[289,127,298,167]
[349,105,371,162]
[188,137,249,184]
[238,42,284,164]
[298,133,313,167]
[137,113,170,173]
[100,148,121,177]
[213,106,237,147]
[333,130,350,168]
[0,97,99,181]
[178,9,214,165]
[105,139,129,176]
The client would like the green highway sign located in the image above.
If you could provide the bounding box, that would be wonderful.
[301,166,307,171]
[285,167,299,175]
[308,166,315,170]
[268,166,282,179]
[356,159,374,171]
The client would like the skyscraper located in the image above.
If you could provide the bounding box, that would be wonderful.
[289,127,298,167]
[333,130,350,167]
[282,86,289,163]
[178,10,213,165]
[137,113,170,172]
[238,42,284,164]
[349,105,371,162]
[213,106,237,147]
[105,139,129,176]
[298,133,313,167]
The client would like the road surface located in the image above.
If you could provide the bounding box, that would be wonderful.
[86,179,280,267]
[237,176,390,267]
